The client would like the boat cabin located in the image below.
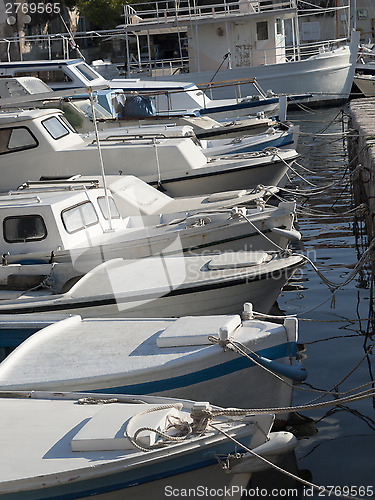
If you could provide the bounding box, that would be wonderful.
[0,186,125,258]
[102,78,269,117]
[0,59,107,90]
[0,107,209,192]
[120,0,296,76]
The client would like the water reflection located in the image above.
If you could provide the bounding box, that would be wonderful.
[272,105,375,497]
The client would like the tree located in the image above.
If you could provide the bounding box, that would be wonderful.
[61,0,125,29]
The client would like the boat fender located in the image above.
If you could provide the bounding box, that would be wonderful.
[252,356,307,382]
[270,227,301,241]
[228,431,297,474]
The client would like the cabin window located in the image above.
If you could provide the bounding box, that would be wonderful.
[42,116,70,140]
[0,127,38,155]
[4,215,47,243]
[59,115,77,134]
[257,21,269,41]
[75,63,100,82]
[61,201,99,233]
[14,70,72,84]
[97,196,121,220]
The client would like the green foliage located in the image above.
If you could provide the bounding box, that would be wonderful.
[60,0,125,28]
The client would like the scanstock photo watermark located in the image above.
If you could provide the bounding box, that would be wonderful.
[164,485,301,497]
[164,485,374,497]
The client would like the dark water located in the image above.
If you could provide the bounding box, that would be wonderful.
[260,105,375,498]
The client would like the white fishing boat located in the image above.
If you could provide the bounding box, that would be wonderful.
[116,0,359,106]
[353,48,375,95]
[0,108,298,195]
[0,251,304,317]
[0,75,279,137]
[0,305,306,417]
[0,60,284,119]
[0,390,296,499]
[91,121,299,156]
[0,177,300,274]
[103,78,285,120]
[352,73,375,96]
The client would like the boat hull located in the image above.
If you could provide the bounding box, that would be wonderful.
[0,258,303,318]
[353,75,375,96]
[147,153,294,197]
[0,393,276,500]
[149,37,359,106]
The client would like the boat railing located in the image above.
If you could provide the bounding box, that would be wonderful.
[124,0,296,26]
[196,78,267,101]
[248,36,348,66]
[126,55,190,77]
[286,37,348,60]
[91,133,172,144]
[0,195,42,206]
[110,77,265,109]
[0,28,127,61]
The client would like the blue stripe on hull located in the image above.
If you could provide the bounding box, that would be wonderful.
[91,342,296,394]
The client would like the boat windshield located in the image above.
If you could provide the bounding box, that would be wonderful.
[14,69,72,84]
[42,117,70,140]
[75,63,102,82]
[97,196,121,220]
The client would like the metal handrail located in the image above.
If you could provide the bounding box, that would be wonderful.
[124,0,296,25]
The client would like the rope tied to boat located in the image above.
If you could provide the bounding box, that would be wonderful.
[292,238,375,299]
[19,263,60,296]
[211,422,363,500]
[231,207,286,252]
[152,137,162,188]
[208,323,375,400]
[125,403,199,452]
[131,420,193,452]
[39,266,61,295]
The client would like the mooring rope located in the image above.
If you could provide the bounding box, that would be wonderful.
[208,332,375,399]
[211,422,363,500]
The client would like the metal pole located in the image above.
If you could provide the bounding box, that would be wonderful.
[88,87,113,232]
[124,5,131,77]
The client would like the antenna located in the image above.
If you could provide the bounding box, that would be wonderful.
[58,11,86,61]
